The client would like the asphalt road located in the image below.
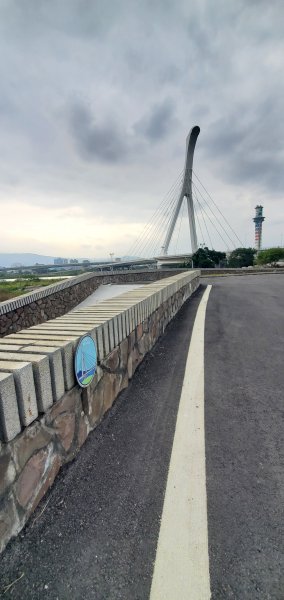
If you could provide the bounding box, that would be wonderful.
[0,274,283,599]
[0,284,202,600]
[204,274,284,599]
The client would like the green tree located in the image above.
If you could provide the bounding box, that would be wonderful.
[207,249,227,265]
[189,247,226,268]
[256,247,284,266]
[227,247,256,268]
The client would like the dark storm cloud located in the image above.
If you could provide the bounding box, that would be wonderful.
[0,0,118,39]
[0,0,283,251]
[68,99,177,163]
[134,99,177,142]
[68,103,129,163]
[204,95,284,193]
[158,65,181,85]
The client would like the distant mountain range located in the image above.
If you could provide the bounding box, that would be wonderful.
[0,253,56,268]
[0,253,140,268]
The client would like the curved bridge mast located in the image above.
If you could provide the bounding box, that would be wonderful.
[161,126,200,255]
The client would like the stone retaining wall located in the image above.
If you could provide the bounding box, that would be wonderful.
[0,270,200,553]
[0,269,185,337]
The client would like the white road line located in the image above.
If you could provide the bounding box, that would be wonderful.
[150,285,212,600]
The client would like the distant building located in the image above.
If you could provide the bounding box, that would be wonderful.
[69,259,79,264]
[54,258,68,265]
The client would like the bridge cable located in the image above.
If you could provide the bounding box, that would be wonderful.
[127,194,174,258]
[146,189,183,257]
[128,176,184,258]
[131,171,185,258]
[127,170,184,257]
[159,191,188,256]
[193,180,236,249]
[135,190,180,258]
[142,191,180,257]
[192,187,231,250]
[192,170,243,247]
[192,181,237,249]
[193,197,206,248]
[193,192,214,249]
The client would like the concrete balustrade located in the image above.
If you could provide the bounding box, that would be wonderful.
[0,268,188,338]
[0,360,38,427]
[0,372,21,441]
[0,270,200,553]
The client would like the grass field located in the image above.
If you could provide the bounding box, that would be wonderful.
[0,277,65,302]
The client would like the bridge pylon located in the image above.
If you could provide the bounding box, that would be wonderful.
[161,126,200,255]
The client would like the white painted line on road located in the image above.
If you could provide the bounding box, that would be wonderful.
[150,285,212,600]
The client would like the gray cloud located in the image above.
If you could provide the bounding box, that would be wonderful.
[68,98,178,164]
[204,94,284,193]
[134,99,177,142]
[0,0,119,40]
[0,0,283,252]
[68,103,129,163]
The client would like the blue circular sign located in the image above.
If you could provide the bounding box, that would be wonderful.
[75,335,97,388]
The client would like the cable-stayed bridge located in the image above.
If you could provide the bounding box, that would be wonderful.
[0,126,243,278]
[128,126,243,264]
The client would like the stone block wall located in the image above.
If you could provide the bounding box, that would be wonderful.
[0,269,185,337]
[0,271,200,553]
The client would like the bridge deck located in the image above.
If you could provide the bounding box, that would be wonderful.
[0,275,283,599]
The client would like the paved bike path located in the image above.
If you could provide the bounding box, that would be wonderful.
[205,274,284,599]
[0,286,203,599]
[1,275,283,599]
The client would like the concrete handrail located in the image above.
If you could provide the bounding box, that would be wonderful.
[0,271,199,442]
[0,269,200,554]
[0,268,170,316]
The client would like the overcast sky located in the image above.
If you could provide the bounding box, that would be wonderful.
[0,0,283,258]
